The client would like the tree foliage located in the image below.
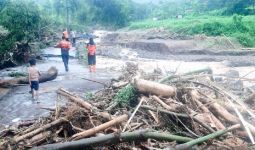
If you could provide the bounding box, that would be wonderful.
[0,0,42,66]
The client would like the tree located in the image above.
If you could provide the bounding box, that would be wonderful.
[90,0,132,27]
[0,0,42,65]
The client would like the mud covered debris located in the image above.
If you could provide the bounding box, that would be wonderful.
[0,66,255,150]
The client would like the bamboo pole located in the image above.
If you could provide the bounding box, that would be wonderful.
[159,67,212,83]
[32,130,193,150]
[14,118,67,143]
[175,124,241,150]
[72,114,128,140]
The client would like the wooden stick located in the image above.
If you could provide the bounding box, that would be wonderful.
[72,114,128,140]
[57,88,93,110]
[14,118,67,143]
[81,78,108,87]
[148,110,159,124]
[152,95,178,111]
[122,97,145,132]
[227,98,255,144]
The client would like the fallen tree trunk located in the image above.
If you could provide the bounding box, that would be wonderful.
[14,118,67,143]
[32,130,193,150]
[132,78,176,98]
[72,114,129,140]
[175,124,241,150]
[0,66,58,88]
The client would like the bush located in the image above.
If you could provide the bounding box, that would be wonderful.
[202,22,226,36]
[234,33,255,47]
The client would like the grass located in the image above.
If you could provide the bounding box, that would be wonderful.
[129,15,255,47]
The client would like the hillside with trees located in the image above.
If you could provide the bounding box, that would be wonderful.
[0,0,255,68]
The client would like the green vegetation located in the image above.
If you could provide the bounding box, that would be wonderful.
[129,15,255,47]
[84,91,94,100]
[8,72,27,77]
[127,0,255,47]
[0,0,134,68]
[114,84,137,107]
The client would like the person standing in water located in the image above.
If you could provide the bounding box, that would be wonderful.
[55,36,72,72]
[87,38,96,72]
[28,59,41,100]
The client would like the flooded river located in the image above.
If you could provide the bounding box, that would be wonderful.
[1,43,255,129]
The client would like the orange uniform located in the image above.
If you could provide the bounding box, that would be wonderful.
[87,44,96,55]
[57,40,71,49]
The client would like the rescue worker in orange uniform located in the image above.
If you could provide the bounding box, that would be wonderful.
[55,36,72,72]
[87,38,96,72]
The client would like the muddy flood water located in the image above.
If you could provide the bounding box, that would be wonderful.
[1,42,255,129]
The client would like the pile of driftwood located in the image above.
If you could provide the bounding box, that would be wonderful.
[1,67,255,150]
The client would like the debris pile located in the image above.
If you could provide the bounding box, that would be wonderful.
[0,66,255,150]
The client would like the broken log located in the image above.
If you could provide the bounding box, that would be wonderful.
[175,124,241,150]
[32,130,193,150]
[189,90,225,130]
[28,131,52,146]
[133,78,176,98]
[14,118,67,143]
[0,66,58,88]
[198,95,239,124]
[72,114,129,140]
[57,88,93,111]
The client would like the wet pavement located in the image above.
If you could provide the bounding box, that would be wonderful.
[0,48,119,128]
[2,45,255,129]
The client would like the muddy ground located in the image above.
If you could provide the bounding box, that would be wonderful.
[1,29,255,129]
